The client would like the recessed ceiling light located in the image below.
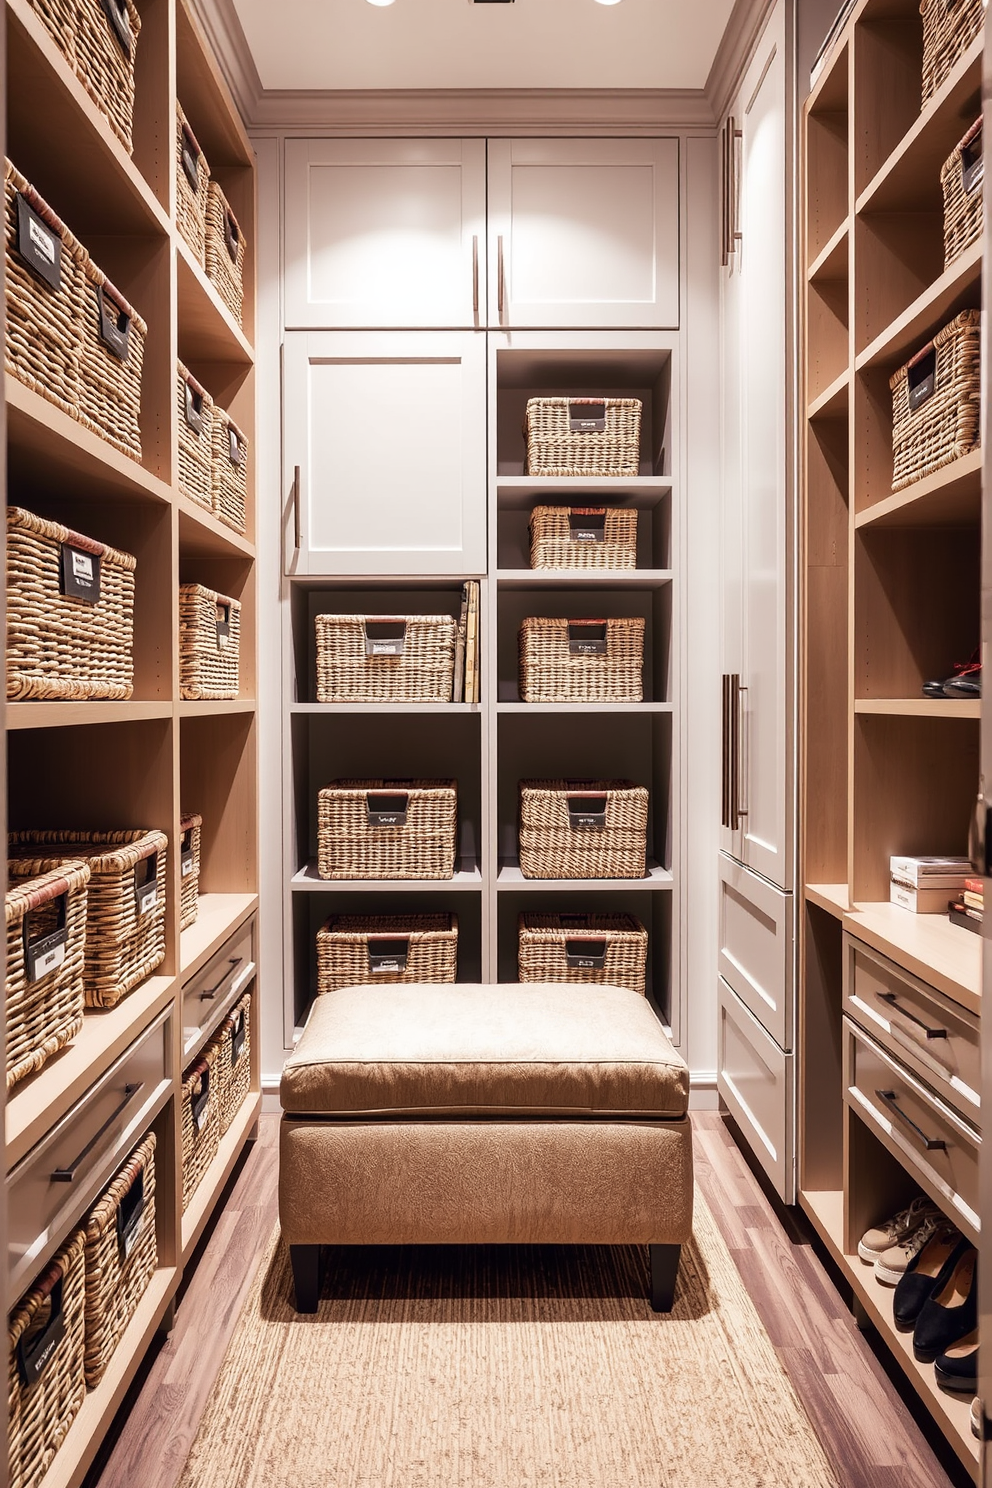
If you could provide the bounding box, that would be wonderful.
[594,0,623,6]
[366,0,395,7]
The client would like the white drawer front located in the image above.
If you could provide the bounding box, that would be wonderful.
[717,976,795,1202]
[718,854,793,1049]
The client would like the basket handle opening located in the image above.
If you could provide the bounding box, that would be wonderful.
[22,890,69,983]
[135,853,159,916]
[364,619,407,657]
[190,1066,211,1129]
[116,1167,146,1260]
[99,0,133,57]
[231,1007,247,1066]
[568,401,606,433]
[367,936,411,973]
[565,938,608,968]
[183,379,205,433]
[224,208,241,262]
[567,620,609,654]
[366,792,409,826]
[16,1271,67,1387]
[566,794,608,829]
[180,124,201,192]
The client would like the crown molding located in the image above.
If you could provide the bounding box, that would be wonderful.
[189,0,263,123]
[704,0,775,122]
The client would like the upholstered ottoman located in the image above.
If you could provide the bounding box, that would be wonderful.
[279,982,693,1313]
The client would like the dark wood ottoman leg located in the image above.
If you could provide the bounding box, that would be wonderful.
[649,1244,681,1312]
[290,1244,322,1313]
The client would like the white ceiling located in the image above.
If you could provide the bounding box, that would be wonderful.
[232,0,737,93]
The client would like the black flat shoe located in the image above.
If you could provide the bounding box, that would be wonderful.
[923,680,950,698]
[892,1227,963,1330]
[913,1245,977,1363]
[935,1332,978,1394]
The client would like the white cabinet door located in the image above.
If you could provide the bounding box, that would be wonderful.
[718,853,794,1050]
[487,139,680,329]
[283,331,487,576]
[285,139,486,329]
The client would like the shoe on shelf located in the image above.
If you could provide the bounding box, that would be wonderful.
[935,1332,978,1395]
[892,1227,965,1330]
[913,1244,977,1363]
[971,1398,982,1441]
[875,1210,948,1286]
[922,649,982,700]
[858,1196,941,1266]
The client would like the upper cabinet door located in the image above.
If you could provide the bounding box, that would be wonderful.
[285,139,487,329]
[487,138,680,329]
[283,331,487,577]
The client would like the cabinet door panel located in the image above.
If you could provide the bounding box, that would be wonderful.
[718,853,793,1049]
[285,139,486,329]
[284,331,487,575]
[488,139,679,329]
[718,975,795,1202]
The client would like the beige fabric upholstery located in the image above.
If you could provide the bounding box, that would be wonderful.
[281,982,689,1119]
[279,1117,693,1246]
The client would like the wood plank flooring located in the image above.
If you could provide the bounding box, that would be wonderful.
[85,1112,968,1488]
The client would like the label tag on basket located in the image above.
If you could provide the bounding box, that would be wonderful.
[191,1068,210,1131]
[366,792,409,827]
[368,937,410,973]
[568,621,608,656]
[180,129,200,192]
[216,604,231,647]
[364,620,407,657]
[60,544,102,604]
[23,893,68,983]
[568,510,606,542]
[907,348,937,410]
[231,1008,246,1066]
[962,133,984,194]
[567,794,608,830]
[135,855,158,916]
[224,210,240,263]
[181,847,195,877]
[569,402,606,433]
[228,427,245,467]
[565,938,608,969]
[183,380,204,434]
[16,194,61,291]
[100,0,132,57]
[116,1169,145,1261]
[558,913,592,928]
[17,1276,66,1387]
[96,286,131,362]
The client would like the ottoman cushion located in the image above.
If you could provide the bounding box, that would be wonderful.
[280,982,689,1120]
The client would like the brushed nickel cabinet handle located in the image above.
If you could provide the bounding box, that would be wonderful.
[292,465,301,552]
[878,992,947,1040]
[737,682,748,820]
[472,234,479,319]
[51,1083,143,1181]
[875,1088,946,1151]
[497,234,505,319]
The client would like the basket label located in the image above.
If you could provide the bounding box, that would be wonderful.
[180,129,200,192]
[183,380,204,434]
[557,913,592,928]
[224,209,240,263]
[366,792,409,827]
[228,427,245,467]
[135,855,158,916]
[116,1169,145,1260]
[907,348,937,410]
[368,937,410,973]
[191,1068,211,1131]
[23,893,68,983]
[568,510,606,542]
[962,133,983,194]
[231,1007,246,1066]
[569,401,606,433]
[60,544,102,604]
[97,285,131,362]
[16,194,61,291]
[181,848,195,877]
[100,0,133,57]
[566,794,607,830]
[568,621,608,655]
[17,1276,66,1387]
[364,619,407,657]
[565,938,608,969]
[216,604,231,647]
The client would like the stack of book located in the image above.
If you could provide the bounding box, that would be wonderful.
[889,855,972,913]
[949,877,984,936]
[452,581,481,704]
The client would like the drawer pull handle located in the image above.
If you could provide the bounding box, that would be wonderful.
[875,1088,947,1152]
[50,1083,143,1182]
[200,957,243,1001]
[878,993,947,1040]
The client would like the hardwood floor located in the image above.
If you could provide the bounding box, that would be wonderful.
[86,1111,968,1488]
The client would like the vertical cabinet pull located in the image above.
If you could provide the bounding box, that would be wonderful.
[721,674,747,829]
[721,116,743,266]
[292,464,301,553]
[497,235,505,319]
[736,682,748,820]
[472,235,479,319]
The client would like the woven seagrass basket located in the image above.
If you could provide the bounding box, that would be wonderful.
[75,0,141,152]
[941,118,983,266]
[83,1133,157,1388]
[177,362,214,510]
[317,914,458,993]
[179,813,201,931]
[6,506,136,702]
[5,860,89,1092]
[176,103,210,264]
[518,911,648,995]
[889,311,981,490]
[315,614,457,703]
[179,584,241,700]
[518,779,649,880]
[78,262,146,462]
[4,161,86,420]
[210,991,251,1135]
[518,616,645,703]
[9,830,168,1008]
[317,779,458,881]
[921,0,985,105]
[211,409,248,534]
[181,1045,220,1211]
[205,182,246,324]
[26,0,76,64]
[529,506,638,571]
[525,398,642,478]
[9,1230,86,1488]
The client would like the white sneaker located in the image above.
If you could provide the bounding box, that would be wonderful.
[971,1397,982,1440]
[857,1196,941,1265]
[874,1213,953,1286]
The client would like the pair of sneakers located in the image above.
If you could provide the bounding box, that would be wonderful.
[858,1196,947,1285]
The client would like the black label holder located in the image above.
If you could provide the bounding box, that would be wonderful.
[564,937,609,969]
[567,620,609,656]
[96,285,131,363]
[366,791,410,828]
[23,892,68,983]
[15,193,61,292]
[116,1169,145,1260]
[60,543,102,604]
[99,0,132,56]
[367,936,411,974]
[566,792,608,830]
[17,1274,66,1387]
[183,379,204,434]
[135,853,158,916]
[568,401,607,434]
[364,618,407,658]
[907,346,937,411]
[568,508,607,543]
[190,1067,211,1131]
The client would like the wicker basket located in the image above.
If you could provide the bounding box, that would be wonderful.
[941,118,983,266]
[179,584,241,700]
[6,506,136,703]
[181,1045,220,1211]
[9,830,168,1008]
[921,0,985,105]
[78,261,146,462]
[211,409,248,534]
[26,0,76,65]
[525,398,642,478]
[75,0,141,153]
[529,506,638,571]
[5,861,89,1092]
[518,912,648,995]
[518,616,645,703]
[9,1230,86,1488]
[4,161,86,420]
[179,813,201,932]
[205,182,246,324]
[315,614,457,703]
[82,1133,157,1388]
[177,363,214,511]
[176,103,210,265]
[317,779,458,881]
[889,311,981,490]
[317,913,459,993]
[211,991,251,1135]
[518,779,649,880]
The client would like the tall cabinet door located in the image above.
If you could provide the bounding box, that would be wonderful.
[487,139,680,329]
[284,139,487,329]
[283,331,487,576]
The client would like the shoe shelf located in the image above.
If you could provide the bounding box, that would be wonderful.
[854,449,982,530]
[854,698,981,718]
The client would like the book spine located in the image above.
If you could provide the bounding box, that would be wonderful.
[889,883,955,914]
[465,582,479,704]
[949,904,983,935]
[963,890,984,912]
[452,584,468,703]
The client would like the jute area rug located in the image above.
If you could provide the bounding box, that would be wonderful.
[177,1190,838,1488]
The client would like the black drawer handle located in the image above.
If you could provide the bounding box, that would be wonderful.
[200,957,243,1001]
[878,992,947,1040]
[875,1088,947,1152]
[51,1083,143,1182]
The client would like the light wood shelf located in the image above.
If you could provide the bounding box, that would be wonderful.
[842,901,980,1017]
[180,893,258,980]
[178,699,257,718]
[855,241,982,373]
[290,702,481,715]
[497,861,673,891]
[180,1092,262,1265]
[178,499,255,560]
[804,883,849,918]
[292,862,484,892]
[854,697,980,718]
[7,701,173,731]
[497,701,673,714]
[854,448,982,529]
[807,368,849,419]
[496,569,673,589]
[807,218,849,282]
[177,241,254,366]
